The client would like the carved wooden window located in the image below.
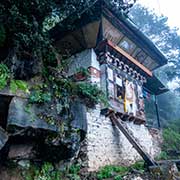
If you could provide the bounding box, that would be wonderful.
[118,37,136,54]
[108,81,115,97]
[107,67,124,101]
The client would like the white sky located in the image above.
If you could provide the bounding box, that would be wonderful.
[137,0,180,29]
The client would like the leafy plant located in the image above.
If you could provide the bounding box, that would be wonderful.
[114,175,122,180]
[77,82,108,106]
[97,165,129,180]
[10,79,29,93]
[155,123,180,160]
[24,162,83,180]
[130,161,145,172]
[25,162,62,180]
[29,84,51,104]
[0,63,10,90]
[156,151,168,160]
[69,164,81,174]
[75,67,90,77]
[162,127,180,158]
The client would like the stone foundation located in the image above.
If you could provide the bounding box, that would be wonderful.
[83,105,162,171]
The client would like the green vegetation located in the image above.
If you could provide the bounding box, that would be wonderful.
[77,82,108,106]
[0,63,29,93]
[156,119,180,160]
[25,162,62,180]
[23,161,146,180]
[156,151,168,161]
[24,162,81,180]
[130,161,145,172]
[75,67,90,78]
[97,165,128,179]
[29,84,51,104]
[97,161,145,180]
[10,80,29,93]
[0,63,10,90]
[162,128,180,153]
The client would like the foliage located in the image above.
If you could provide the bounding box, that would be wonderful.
[162,128,180,154]
[68,164,81,174]
[165,118,180,133]
[114,175,123,180]
[24,162,82,180]
[23,162,146,180]
[156,151,168,161]
[77,82,108,106]
[130,161,145,173]
[66,164,81,180]
[29,90,51,104]
[96,162,147,179]
[97,165,129,179]
[156,123,180,160]
[25,162,62,180]
[0,63,10,90]
[0,63,29,94]
[10,79,29,93]
[76,67,90,78]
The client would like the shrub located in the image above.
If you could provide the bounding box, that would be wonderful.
[163,128,180,153]
[25,162,62,180]
[97,165,129,180]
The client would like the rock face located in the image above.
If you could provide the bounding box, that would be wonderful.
[0,94,85,165]
[8,144,35,160]
[81,105,162,171]
[7,97,58,132]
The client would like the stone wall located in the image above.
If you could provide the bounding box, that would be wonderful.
[84,105,162,171]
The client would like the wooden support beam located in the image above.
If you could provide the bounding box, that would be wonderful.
[107,40,153,77]
[107,112,157,167]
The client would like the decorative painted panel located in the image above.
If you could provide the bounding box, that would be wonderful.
[124,80,137,116]
[103,17,124,44]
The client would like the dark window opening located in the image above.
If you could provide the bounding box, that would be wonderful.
[116,85,124,100]
[0,95,13,129]
[115,74,125,101]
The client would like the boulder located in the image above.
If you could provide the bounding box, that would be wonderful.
[7,97,58,132]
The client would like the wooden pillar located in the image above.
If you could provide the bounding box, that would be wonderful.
[155,95,160,129]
